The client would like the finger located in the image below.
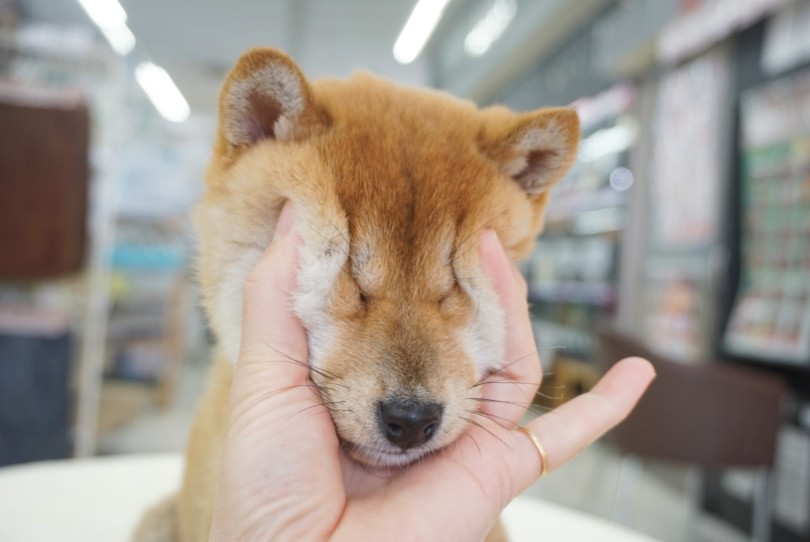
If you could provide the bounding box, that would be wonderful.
[477,230,542,424]
[333,358,654,542]
[238,202,308,384]
[518,357,655,480]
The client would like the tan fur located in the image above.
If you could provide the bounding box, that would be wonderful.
[133,48,578,541]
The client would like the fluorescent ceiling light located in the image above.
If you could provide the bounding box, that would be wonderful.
[393,0,453,64]
[76,0,126,29]
[99,23,135,55]
[135,62,190,123]
[75,0,135,55]
[465,0,516,57]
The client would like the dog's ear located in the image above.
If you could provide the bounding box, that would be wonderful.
[480,107,579,197]
[217,48,327,151]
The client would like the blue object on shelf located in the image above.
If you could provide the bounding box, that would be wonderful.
[110,244,185,271]
[0,331,73,466]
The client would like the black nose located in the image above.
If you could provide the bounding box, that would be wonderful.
[378,399,444,450]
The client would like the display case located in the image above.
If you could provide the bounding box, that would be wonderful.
[724,69,810,367]
[640,46,735,362]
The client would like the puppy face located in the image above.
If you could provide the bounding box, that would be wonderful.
[195,48,579,467]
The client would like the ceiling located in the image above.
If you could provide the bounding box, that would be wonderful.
[14,0,609,117]
[16,0,433,115]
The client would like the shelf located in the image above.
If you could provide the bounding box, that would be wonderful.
[546,188,626,223]
[529,281,616,306]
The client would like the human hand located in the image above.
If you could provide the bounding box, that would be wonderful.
[209,203,655,541]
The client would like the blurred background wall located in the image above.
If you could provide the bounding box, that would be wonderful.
[1,1,810,541]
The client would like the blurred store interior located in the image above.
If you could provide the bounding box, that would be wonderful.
[1,0,810,541]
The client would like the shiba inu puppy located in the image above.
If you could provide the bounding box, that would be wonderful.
[133,47,578,542]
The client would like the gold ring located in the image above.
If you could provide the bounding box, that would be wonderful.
[517,426,548,478]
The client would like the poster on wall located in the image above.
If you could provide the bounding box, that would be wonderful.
[724,71,810,365]
[643,48,733,361]
[651,49,731,248]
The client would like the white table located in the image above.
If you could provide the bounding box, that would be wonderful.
[0,454,659,542]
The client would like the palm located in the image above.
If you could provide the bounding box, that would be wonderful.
[212,222,654,542]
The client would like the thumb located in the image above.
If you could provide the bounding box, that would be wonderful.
[212,203,345,542]
[237,202,308,385]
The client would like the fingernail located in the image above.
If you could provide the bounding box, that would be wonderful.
[274,203,295,240]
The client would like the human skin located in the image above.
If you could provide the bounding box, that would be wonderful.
[209,204,655,542]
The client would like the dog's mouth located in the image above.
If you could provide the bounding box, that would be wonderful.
[340,438,438,468]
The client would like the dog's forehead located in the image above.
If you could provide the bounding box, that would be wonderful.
[313,87,498,242]
[347,224,456,292]
[292,77,508,294]
[313,75,492,183]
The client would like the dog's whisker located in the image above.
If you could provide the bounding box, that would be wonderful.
[259,340,348,384]
[463,429,483,457]
[454,274,492,281]
[475,352,541,385]
[467,409,517,430]
[284,401,338,423]
[235,383,321,415]
[460,416,509,448]
[468,396,552,415]
[470,379,542,389]
[469,396,529,408]
[536,389,565,401]
[450,217,497,265]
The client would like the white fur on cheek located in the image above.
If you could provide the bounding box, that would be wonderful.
[210,201,349,367]
[218,246,348,369]
[292,218,350,368]
[458,271,506,375]
[214,247,264,362]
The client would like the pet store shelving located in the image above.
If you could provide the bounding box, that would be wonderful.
[0,22,125,460]
[0,20,206,460]
[525,85,637,376]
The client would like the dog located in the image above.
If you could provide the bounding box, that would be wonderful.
[133,47,579,542]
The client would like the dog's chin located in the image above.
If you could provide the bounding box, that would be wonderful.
[341,440,436,468]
